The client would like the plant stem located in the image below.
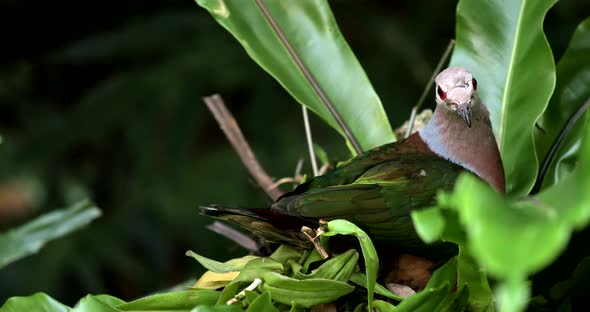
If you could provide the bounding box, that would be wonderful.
[405,39,455,139]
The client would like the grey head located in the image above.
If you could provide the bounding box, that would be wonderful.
[434,66,478,128]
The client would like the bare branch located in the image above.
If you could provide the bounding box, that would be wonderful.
[206,221,259,253]
[203,94,284,201]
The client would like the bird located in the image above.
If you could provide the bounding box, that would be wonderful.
[200,66,505,256]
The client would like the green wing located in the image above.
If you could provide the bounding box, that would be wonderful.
[272,142,464,246]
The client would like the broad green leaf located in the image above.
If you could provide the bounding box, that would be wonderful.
[457,247,494,312]
[191,305,243,312]
[322,219,378,311]
[186,251,258,273]
[193,271,239,290]
[443,122,590,311]
[216,257,283,305]
[196,0,395,153]
[268,245,301,265]
[216,282,242,305]
[293,249,358,282]
[411,206,445,244]
[232,257,283,284]
[0,199,101,269]
[301,249,322,273]
[260,272,354,308]
[535,17,590,189]
[72,295,119,312]
[450,0,558,195]
[192,255,259,289]
[349,272,405,302]
[412,209,493,311]
[496,280,529,312]
[116,290,220,311]
[0,293,70,312]
[450,174,570,279]
[94,295,126,307]
[245,291,278,312]
[243,290,259,306]
[373,300,396,312]
[536,117,590,229]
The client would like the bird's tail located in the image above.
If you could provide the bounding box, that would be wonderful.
[199,205,315,249]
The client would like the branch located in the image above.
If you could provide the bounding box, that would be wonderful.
[203,94,284,201]
[206,221,259,253]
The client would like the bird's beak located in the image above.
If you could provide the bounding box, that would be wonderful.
[459,103,472,128]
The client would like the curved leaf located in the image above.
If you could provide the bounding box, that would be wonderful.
[196,0,395,153]
[260,272,354,308]
[116,290,221,311]
[535,18,590,189]
[0,199,101,269]
[0,293,70,312]
[450,0,558,195]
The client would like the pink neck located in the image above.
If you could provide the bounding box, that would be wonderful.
[418,102,506,193]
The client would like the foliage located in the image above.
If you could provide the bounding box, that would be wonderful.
[1,0,590,311]
[0,200,100,269]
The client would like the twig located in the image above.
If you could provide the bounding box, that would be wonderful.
[301,226,329,259]
[226,278,262,305]
[206,221,260,253]
[302,107,319,176]
[203,94,284,201]
[405,39,455,139]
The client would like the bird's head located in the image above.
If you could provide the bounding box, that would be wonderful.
[434,66,478,128]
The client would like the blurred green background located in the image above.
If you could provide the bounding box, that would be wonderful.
[0,0,587,306]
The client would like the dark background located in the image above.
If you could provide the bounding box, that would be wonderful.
[0,0,587,306]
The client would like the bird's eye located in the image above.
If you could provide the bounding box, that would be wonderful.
[472,78,478,91]
[437,85,447,100]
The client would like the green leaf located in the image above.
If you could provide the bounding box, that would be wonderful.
[191,305,243,312]
[196,0,395,153]
[260,272,354,308]
[243,291,259,306]
[301,249,323,273]
[411,206,445,244]
[72,295,120,312]
[349,272,405,302]
[373,300,396,312]
[496,280,529,312]
[441,121,590,310]
[293,249,358,282]
[322,219,378,311]
[412,208,493,311]
[93,295,126,308]
[457,247,494,312]
[233,257,283,284]
[217,282,243,305]
[0,293,70,312]
[450,0,558,195]
[269,245,301,265]
[245,291,278,312]
[186,251,257,273]
[116,290,220,311]
[0,199,101,269]
[535,17,590,189]
[450,174,570,279]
